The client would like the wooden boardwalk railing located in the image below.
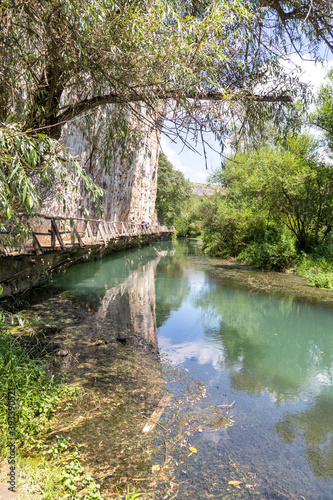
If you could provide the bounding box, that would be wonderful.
[0,214,175,256]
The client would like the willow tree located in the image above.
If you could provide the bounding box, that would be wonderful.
[1,0,333,223]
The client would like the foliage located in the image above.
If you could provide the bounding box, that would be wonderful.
[1,0,333,233]
[174,194,204,237]
[201,132,333,270]
[312,70,333,150]
[200,194,268,257]
[216,134,333,252]
[0,328,77,449]
[156,153,191,226]
[23,437,104,499]
[238,227,296,270]
[296,245,333,289]
[0,121,103,245]
[0,315,107,498]
[1,0,332,145]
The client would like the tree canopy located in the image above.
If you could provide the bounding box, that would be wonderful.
[313,70,333,150]
[1,0,333,143]
[155,152,191,226]
[1,0,333,230]
[218,134,333,252]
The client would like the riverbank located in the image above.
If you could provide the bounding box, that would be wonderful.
[0,232,174,299]
[188,252,333,309]
[0,294,209,500]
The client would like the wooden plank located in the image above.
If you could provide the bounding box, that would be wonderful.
[142,394,171,433]
[74,226,85,247]
[32,231,44,255]
[85,221,94,242]
[51,218,65,250]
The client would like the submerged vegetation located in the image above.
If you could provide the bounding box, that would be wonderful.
[0,313,104,498]
[0,287,236,499]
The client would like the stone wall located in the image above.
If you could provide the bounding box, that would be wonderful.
[40,104,160,225]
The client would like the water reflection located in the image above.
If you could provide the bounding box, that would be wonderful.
[52,243,179,348]
[160,275,333,403]
[275,394,333,478]
[41,240,333,491]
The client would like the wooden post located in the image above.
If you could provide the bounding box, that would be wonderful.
[51,218,65,250]
[97,222,107,244]
[32,231,44,255]
[85,221,94,243]
[74,226,85,247]
[103,221,110,241]
[50,220,56,250]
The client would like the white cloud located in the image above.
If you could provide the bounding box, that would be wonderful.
[284,54,333,91]
[160,137,192,177]
[158,335,224,370]
[160,136,218,183]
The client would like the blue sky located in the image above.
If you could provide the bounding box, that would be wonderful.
[160,55,333,183]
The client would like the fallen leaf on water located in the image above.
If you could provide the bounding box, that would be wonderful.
[228,480,242,486]
[189,446,197,453]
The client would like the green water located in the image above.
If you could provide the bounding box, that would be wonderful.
[26,240,333,498]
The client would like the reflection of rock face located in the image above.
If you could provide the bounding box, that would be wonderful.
[41,104,160,223]
[128,262,157,344]
[96,258,160,345]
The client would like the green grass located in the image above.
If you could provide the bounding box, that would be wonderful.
[0,314,148,499]
[0,319,102,499]
[296,253,333,289]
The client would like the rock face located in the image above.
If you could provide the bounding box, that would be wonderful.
[41,104,160,224]
[191,182,222,196]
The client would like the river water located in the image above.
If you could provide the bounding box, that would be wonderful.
[21,240,333,498]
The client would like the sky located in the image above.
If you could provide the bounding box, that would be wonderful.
[160,55,333,184]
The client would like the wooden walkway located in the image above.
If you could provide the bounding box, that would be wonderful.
[0,214,175,256]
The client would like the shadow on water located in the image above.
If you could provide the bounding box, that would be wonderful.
[8,239,333,498]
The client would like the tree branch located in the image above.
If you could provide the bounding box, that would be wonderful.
[55,91,293,125]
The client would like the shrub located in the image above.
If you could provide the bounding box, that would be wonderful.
[296,252,333,289]
[239,228,296,270]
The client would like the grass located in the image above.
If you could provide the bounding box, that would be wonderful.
[296,253,333,289]
[0,314,144,499]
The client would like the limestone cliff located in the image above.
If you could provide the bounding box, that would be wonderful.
[40,104,160,224]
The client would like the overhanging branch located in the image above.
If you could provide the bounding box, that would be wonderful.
[55,91,293,125]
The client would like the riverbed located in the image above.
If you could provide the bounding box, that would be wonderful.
[12,239,333,498]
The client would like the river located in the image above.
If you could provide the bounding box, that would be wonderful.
[19,239,333,499]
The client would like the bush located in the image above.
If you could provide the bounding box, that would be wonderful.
[238,228,296,270]
[296,252,333,289]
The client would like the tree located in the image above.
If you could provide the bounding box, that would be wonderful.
[1,0,333,224]
[155,153,191,226]
[219,134,333,252]
[0,121,103,241]
[312,70,333,150]
[1,0,333,142]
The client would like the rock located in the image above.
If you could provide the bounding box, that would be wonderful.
[55,349,69,357]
